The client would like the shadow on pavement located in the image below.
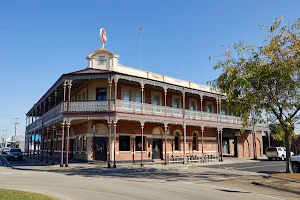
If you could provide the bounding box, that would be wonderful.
[8,163,264,183]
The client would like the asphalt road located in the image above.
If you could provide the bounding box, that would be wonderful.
[0,163,299,200]
[205,159,286,174]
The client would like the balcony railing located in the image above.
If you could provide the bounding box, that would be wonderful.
[69,101,109,112]
[28,100,264,130]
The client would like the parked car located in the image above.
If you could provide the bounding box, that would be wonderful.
[6,148,23,161]
[2,147,10,154]
[266,147,294,160]
[292,155,300,173]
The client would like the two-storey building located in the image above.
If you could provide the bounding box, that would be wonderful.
[25,46,269,167]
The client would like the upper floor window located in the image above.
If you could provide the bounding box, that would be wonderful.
[135,92,141,103]
[173,98,180,108]
[221,106,226,115]
[206,102,214,113]
[96,88,107,101]
[152,95,160,105]
[123,90,131,101]
[190,101,196,111]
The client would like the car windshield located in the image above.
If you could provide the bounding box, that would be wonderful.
[10,149,21,152]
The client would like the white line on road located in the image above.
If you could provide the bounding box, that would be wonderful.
[182,182,286,200]
[235,164,285,170]
[256,193,285,200]
[1,173,12,175]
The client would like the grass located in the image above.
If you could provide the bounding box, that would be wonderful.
[271,173,300,181]
[0,189,57,200]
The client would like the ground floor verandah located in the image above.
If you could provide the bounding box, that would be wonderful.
[25,119,263,167]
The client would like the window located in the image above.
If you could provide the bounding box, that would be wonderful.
[221,106,226,115]
[206,103,214,113]
[190,101,196,111]
[119,136,131,151]
[135,92,141,102]
[174,132,179,151]
[192,133,197,151]
[82,136,87,151]
[135,136,146,151]
[123,90,131,101]
[76,136,81,151]
[96,88,107,101]
[173,98,180,108]
[152,95,160,105]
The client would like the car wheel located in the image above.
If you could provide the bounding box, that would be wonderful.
[292,162,299,173]
[268,157,272,161]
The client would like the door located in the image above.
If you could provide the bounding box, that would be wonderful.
[70,139,74,159]
[96,88,107,101]
[94,137,107,161]
[152,139,162,159]
[222,139,229,154]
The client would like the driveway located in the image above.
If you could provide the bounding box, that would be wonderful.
[204,159,286,174]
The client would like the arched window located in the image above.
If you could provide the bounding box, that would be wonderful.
[192,132,197,151]
[174,132,179,151]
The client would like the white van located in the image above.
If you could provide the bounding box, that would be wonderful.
[266,147,294,160]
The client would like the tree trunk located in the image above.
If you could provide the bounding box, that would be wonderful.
[285,129,293,173]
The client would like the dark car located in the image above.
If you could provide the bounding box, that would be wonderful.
[7,148,23,161]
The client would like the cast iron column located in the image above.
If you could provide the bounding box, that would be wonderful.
[46,128,49,163]
[52,126,56,165]
[164,125,168,165]
[141,123,144,167]
[60,123,65,167]
[65,122,70,167]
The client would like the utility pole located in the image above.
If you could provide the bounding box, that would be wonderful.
[13,118,20,146]
[0,126,7,148]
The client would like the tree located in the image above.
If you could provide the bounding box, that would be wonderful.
[209,17,300,173]
[270,123,297,147]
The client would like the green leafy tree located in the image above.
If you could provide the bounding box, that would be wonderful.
[270,123,297,147]
[210,17,300,173]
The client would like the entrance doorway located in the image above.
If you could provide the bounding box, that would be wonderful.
[94,137,107,161]
[152,139,162,159]
[70,139,74,159]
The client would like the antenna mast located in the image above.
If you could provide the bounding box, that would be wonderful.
[138,26,142,69]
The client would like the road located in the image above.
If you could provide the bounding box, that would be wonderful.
[0,156,299,200]
[205,159,286,174]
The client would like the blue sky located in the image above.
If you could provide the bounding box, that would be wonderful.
[0,0,299,137]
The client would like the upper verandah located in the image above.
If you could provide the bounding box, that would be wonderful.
[26,47,224,115]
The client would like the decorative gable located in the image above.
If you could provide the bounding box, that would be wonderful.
[86,47,119,71]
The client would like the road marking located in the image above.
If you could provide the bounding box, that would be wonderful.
[235,164,285,170]
[1,157,10,165]
[1,173,12,175]
[182,182,286,200]
[256,193,285,200]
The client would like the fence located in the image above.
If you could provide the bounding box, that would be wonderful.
[167,153,218,164]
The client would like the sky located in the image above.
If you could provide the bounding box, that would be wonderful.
[0,0,299,138]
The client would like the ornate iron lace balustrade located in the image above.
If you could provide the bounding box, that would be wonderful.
[68,101,109,112]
